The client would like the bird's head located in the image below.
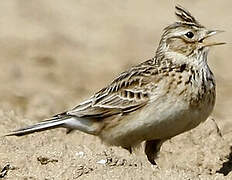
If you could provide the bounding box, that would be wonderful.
[156,5,225,58]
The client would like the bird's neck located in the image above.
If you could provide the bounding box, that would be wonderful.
[153,49,214,89]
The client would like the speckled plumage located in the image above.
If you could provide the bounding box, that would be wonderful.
[6,5,224,165]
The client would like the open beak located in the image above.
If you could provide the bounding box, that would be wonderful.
[200,30,226,47]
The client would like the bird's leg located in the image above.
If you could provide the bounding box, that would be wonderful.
[211,117,223,137]
[145,139,164,165]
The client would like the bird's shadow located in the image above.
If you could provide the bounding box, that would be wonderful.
[216,146,232,176]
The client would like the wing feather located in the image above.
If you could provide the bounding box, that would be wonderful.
[67,59,156,118]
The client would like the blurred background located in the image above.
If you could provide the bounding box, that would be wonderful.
[0,0,231,179]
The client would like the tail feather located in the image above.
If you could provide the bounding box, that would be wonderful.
[5,117,68,136]
[5,116,101,136]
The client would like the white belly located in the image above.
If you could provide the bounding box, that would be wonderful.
[100,93,214,147]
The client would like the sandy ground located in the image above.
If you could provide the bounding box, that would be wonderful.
[0,0,231,179]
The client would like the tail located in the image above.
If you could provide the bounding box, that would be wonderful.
[5,115,101,136]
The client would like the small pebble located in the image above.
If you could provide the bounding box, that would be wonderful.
[96,159,107,165]
[76,151,85,158]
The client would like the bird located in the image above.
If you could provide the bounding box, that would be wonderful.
[6,5,225,165]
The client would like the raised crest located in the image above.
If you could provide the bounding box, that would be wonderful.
[175,5,202,27]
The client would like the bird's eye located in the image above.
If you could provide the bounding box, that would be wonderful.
[185,31,194,39]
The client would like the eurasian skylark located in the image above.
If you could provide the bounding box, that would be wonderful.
[6,5,225,165]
